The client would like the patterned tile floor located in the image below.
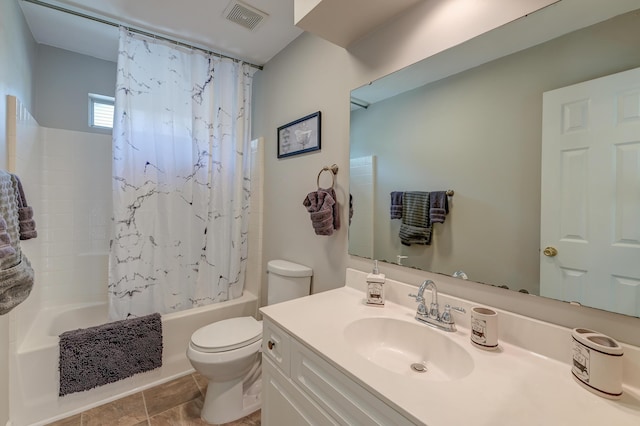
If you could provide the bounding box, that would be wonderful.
[45,373,261,426]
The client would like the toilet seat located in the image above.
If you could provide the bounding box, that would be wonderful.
[190,316,262,353]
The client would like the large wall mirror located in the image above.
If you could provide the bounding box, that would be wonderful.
[349,0,640,318]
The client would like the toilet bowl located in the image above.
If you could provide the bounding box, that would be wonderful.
[186,316,263,424]
[187,259,312,424]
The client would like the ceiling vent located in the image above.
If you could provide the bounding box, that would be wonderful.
[223,1,268,31]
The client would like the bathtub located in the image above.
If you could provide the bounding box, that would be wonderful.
[10,291,259,426]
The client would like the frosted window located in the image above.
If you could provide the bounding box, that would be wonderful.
[89,94,114,129]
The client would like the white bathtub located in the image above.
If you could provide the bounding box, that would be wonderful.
[10,292,259,426]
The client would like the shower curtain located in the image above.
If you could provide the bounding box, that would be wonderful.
[109,28,256,320]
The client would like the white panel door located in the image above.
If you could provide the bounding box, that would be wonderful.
[541,66,640,315]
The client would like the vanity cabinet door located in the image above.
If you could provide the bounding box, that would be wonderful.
[263,356,339,426]
[290,340,417,426]
[263,320,292,376]
[261,319,416,426]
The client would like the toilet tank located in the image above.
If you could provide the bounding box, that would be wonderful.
[267,260,312,305]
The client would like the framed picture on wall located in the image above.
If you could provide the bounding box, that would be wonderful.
[277,111,321,158]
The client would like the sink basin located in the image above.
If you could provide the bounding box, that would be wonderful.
[344,317,474,381]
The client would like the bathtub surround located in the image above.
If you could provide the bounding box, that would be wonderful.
[14,293,257,425]
[109,28,256,320]
[58,312,162,396]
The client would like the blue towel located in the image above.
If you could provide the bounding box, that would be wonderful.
[429,191,449,223]
[390,191,403,219]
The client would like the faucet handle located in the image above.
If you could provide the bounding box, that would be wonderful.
[446,304,466,314]
[408,292,424,303]
[441,304,466,324]
[409,293,427,315]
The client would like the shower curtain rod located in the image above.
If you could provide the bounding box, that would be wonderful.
[23,0,264,70]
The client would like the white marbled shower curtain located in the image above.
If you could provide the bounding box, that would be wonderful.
[109,28,255,320]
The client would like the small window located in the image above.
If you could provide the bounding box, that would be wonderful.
[89,94,115,129]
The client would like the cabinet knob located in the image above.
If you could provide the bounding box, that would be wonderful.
[268,340,276,350]
[543,246,558,257]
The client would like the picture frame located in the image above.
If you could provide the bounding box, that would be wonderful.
[277,111,321,158]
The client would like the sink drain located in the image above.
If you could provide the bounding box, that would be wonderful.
[410,363,427,373]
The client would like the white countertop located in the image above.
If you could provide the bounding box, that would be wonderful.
[260,278,640,426]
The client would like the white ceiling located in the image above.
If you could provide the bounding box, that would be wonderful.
[19,0,304,65]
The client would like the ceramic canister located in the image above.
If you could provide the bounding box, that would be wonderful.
[470,307,498,350]
[571,328,624,399]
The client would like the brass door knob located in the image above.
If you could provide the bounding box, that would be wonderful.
[543,246,558,257]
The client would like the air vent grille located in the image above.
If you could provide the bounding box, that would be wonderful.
[224,1,268,31]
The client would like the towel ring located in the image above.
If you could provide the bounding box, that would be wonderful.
[317,164,339,189]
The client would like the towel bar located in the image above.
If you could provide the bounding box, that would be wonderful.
[317,164,338,188]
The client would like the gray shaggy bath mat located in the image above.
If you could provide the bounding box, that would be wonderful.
[58,312,162,396]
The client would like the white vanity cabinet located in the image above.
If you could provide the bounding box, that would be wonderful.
[261,319,417,426]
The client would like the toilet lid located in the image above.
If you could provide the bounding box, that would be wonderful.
[190,316,262,353]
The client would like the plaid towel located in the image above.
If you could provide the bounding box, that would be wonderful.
[390,191,403,219]
[399,191,431,245]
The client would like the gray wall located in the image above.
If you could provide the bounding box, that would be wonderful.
[252,0,562,301]
[0,1,37,422]
[35,45,117,134]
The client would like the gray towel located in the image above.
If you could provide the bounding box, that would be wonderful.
[429,191,449,224]
[390,191,403,219]
[11,174,37,240]
[399,191,431,245]
[0,170,34,315]
[0,256,34,315]
[0,217,16,259]
[303,187,340,236]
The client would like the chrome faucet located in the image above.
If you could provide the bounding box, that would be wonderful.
[409,280,465,332]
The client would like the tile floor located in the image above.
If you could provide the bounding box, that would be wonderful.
[45,373,261,426]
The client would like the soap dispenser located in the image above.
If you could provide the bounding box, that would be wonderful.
[366,260,386,306]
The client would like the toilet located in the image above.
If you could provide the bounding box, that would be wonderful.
[187,260,312,424]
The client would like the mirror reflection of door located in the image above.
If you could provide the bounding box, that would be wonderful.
[541,66,640,316]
